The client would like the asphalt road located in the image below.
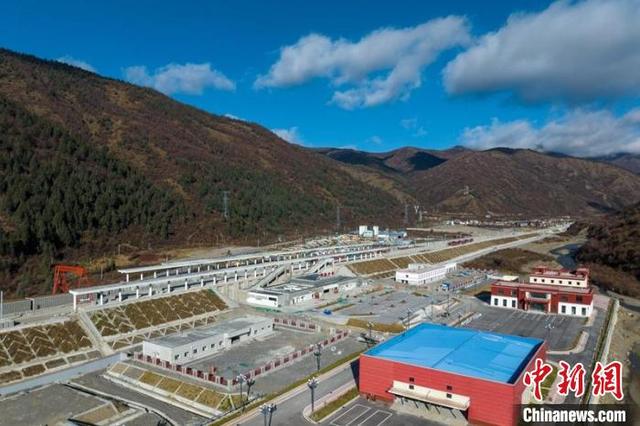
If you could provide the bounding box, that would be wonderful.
[238,362,359,426]
[71,371,205,426]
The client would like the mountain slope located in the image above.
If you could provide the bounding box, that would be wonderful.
[0,49,403,237]
[593,153,640,174]
[576,202,640,296]
[410,149,640,216]
[0,48,405,294]
[318,146,640,216]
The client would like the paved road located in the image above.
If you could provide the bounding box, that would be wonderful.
[71,371,205,426]
[238,362,359,426]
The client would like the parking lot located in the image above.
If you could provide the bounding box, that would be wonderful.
[322,398,443,426]
[326,288,446,325]
[464,298,587,351]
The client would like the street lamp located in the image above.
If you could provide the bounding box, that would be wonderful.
[313,343,322,372]
[406,308,413,330]
[246,377,255,404]
[366,322,374,347]
[307,377,319,413]
[260,403,277,426]
[236,373,247,411]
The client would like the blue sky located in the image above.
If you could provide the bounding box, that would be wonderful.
[1,0,639,156]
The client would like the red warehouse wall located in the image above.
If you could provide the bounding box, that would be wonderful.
[359,342,547,426]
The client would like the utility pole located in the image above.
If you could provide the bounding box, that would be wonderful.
[223,191,230,221]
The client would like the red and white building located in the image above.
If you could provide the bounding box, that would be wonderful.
[490,266,593,317]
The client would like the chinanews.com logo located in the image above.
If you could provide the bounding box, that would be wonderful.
[519,358,633,424]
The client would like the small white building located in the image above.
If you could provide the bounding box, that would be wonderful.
[358,225,379,238]
[142,316,274,363]
[395,263,457,286]
[247,274,365,308]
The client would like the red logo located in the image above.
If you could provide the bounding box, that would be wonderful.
[557,360,585,397]
[592,361,624,400]
[523,358,553,401]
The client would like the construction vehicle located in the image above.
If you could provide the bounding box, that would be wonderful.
[52,264,90,295]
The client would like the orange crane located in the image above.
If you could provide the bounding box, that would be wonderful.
[52,264,90,294]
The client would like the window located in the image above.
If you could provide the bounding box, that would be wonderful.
[503,299,507,307]
[409,377,415,382]
[550,280,555,284]
[533,278,537,282]
[184,352,188,357]
[571,306,576,315]
[446,385,453,391]
[512,300,516,308]
[561,306,566,314]
[560,296,568,302]
[202,346,206,352]
[211,343,215,349]
[576,296,583,303]
[511,290,517,296]
[446,393,452,399]
[193,349,197,354]
[409,384,414,390]
[175,355,179,360]
[582,308,587,316]
[541,279,545,283]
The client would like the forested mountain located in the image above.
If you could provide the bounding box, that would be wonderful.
[317,147,640,216]
[577,202,640,297]
[1,47,640,295]
[0,48,402,295]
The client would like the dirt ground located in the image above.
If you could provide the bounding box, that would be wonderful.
[601,305,640,406]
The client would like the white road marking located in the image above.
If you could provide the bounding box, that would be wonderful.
[330,404,371,426]
[357,409,392,426]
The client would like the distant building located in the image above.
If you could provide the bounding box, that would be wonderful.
[395,263,457,286]
[360,323,546,426]
[490,266,593,317]
[246,274,365,308]
[142,316,273,363]
[358,225,379,238]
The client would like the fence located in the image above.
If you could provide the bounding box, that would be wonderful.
[1,294,73,316]
[273,317,320,332]
[134,329,351,389]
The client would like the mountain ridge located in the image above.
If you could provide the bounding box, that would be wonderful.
[1,47,640,294]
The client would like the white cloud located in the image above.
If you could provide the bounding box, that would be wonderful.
[400,118,427,137]
[460,108,640,157]
[444,0,640,103]
[272,127,304,145]
[224,113,246,121]
[256,17,471,109]
[56,55,96,72]
[124,63,235,95]
[367,136,383,146]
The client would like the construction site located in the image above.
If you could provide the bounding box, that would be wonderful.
[0,225,565,425]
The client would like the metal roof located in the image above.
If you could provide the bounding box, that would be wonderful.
[365,323,542,384]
